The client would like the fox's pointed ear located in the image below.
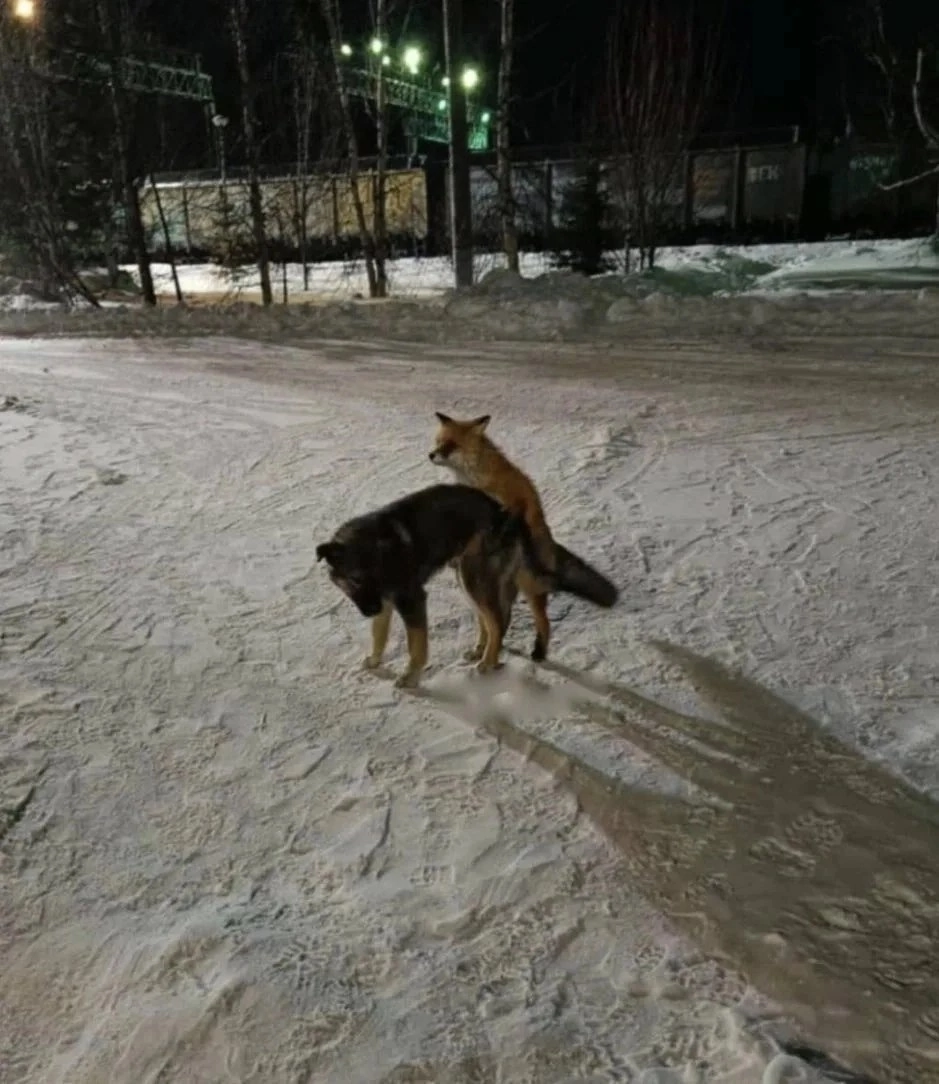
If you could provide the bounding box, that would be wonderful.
[434,411,453,425]
[316,541,343,564]
[470,414,491,432]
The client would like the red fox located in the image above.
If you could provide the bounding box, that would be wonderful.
[429,412,618,661]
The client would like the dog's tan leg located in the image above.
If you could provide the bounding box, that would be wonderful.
[475,605,506,674]
[456,548,488,662]
[363,601,392,670]
[396,623,429,688]
[392,592,428,688]
[518,567,551,657]
[524,587,551,662]
[463,609,488,662]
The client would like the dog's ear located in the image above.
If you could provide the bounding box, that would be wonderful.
[434,411,453,425]
[316,541,343,565]
[470,414,491,432]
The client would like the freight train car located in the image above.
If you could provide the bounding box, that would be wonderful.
[142,138,936,261]
[140,165,428,257]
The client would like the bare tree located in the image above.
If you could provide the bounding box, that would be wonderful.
[95,0,156,305]
[0,14,101,304]
[603,0,722,270]
[228,0,273,306]
[370,0,390,297]
[852,0,902,140]
[496,0,519,273]
[285,32,323,291]
[879,49,939,233]
[318,0,382,297]
[148,173,183,301]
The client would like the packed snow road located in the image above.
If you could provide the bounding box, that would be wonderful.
[1,332,937,1083]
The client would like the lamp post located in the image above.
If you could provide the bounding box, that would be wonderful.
[211,113,229,184]
[442,0,474,288]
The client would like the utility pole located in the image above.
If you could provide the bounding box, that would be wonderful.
[442,0,474,288]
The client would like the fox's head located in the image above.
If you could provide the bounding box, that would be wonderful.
[429,412,491,475]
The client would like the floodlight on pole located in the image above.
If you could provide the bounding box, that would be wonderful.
[12,0,36,20]
[369,37,384,55]
[340,43,352,57]
[381,54,391,66]
[481,111,491,124]
[461,67,479,91]
[403,45,422,74]
[211,114,230,185]
[437,98,447,111]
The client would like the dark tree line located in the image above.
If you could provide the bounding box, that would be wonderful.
[0,0,936,306]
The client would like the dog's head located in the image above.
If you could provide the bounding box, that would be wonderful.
[429,411,491,472]
[316,540,385,618]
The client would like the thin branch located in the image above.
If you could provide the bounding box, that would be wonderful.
[878,162,939,192]
[912,47,939,149]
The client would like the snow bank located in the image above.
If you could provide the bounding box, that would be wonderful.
[3,281,939,351]
[0,274,65,313]
[130,235,939,302]
[2,236,938,347]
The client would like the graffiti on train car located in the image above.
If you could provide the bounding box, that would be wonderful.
[744,146,805,226]
[692,152,735,222]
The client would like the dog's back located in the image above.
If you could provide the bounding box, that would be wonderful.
[325,483,509,597]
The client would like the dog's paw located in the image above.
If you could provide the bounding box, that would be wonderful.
[362,654,382,671]
[462,645,484,662]
[474,660,505,676]
[530,639,547,663]
[394,669,421,689]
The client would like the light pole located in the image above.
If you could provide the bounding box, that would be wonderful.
[211,113,229,184]
[442,0,474,288]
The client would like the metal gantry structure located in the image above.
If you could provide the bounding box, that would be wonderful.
[54,48,214,106]
[343,64,491,151]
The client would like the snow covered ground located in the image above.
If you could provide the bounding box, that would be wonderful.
[1,324,937,1082]
[123,235,939,302]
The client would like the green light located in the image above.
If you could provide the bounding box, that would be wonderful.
[403,45,422,73]
[441,76,450,87]
[461,67,479,91]
[340,43,352,57]
[437,98,447,111]
[381,54,391,66]
[481,111,491,123]
[369,38,384,55]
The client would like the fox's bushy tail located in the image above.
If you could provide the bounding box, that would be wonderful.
[551,542,619,607]
[503,512,618,608]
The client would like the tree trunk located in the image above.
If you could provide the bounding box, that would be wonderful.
[372,0,389,297]
[150,175,183,303]
[443,0,474,287]
[105,172,122,288]
[99,0,155,306]
[291,42,313,292]
[318,0,378,296]
[231,0,273,306]
[497,0,519,274]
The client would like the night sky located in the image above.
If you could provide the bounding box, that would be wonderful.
[144,0,928,167]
